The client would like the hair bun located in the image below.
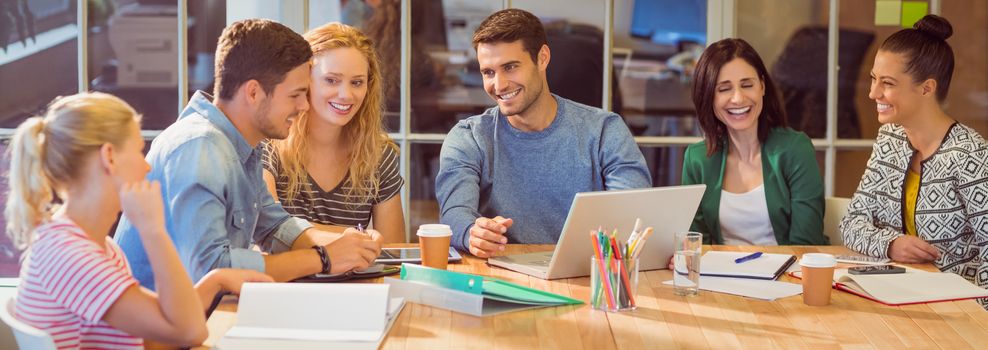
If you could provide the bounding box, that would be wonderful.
[914,14,953,40]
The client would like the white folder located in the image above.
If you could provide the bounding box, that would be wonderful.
[219,283,404,350]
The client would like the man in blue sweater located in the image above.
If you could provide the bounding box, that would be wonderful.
[436,9,651,258]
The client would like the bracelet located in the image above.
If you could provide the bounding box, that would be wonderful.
[311,245,331,274]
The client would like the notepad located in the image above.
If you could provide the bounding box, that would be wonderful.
[829,268,988,306]
[384,263,583,316]
[699,251,796,280]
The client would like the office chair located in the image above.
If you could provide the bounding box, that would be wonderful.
[823,197,851,246]
[545,21,623,113]
[0,298,57,350]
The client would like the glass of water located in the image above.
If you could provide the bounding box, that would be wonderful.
[673,231,703,296]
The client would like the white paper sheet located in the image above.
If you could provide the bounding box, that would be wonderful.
[663,276,803,301]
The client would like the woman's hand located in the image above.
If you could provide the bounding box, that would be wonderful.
[119,180,166,236]
[207,269,274,295]
[887,235,940,263]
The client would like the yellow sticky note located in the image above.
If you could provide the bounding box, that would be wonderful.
[901,1,928,28]
[875,0,902,26]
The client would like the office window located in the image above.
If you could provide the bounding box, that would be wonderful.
[407,0,499,134]
[187,0,226,104]
[615,0,705,139]
[0,0,77,128]
[738,0,834,138]
[334,0,403,132]
[88,0,178,130]
[0,0,77,277]
[0,142,17,277]
[942,1,988,134]
[514,0,611,110]
[409,143,441,237]
[836,0,905,141]
[640,146,686,187]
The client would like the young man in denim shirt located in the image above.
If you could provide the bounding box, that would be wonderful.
[115,19,382,289]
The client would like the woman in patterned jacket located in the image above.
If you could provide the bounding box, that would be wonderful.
[840,15,988,308]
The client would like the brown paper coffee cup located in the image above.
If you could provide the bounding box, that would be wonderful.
[799,253,837,306]
[801,265,835,306]
[417,224,452,269]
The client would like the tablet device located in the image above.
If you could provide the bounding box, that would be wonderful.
[296,264,402,282]
[376,247,462,264]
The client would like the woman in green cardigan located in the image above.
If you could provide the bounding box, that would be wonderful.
[682,38,828,246]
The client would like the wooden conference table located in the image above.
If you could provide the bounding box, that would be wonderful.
[200,244,988,349]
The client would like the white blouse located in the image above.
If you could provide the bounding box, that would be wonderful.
[719,184,778,246]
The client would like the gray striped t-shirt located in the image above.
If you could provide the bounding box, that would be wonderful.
[262,143,403,227]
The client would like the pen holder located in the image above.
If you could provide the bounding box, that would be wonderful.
[590,257,638,312]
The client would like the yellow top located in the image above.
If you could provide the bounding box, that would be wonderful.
[904,169,920,236]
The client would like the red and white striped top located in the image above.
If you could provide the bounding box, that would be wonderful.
[15,218,142,349]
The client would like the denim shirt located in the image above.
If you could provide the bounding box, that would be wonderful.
[114,91,312,289]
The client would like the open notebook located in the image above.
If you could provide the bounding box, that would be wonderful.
[699,251,796,280]
[792,267,988,306]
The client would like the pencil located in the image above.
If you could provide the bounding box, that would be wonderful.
[632,227,653,259]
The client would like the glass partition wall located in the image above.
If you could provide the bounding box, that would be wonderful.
[1,0,982,263]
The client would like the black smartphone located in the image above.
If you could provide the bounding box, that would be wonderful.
[847,265,906,275]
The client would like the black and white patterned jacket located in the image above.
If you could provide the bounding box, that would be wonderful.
[841,122,988,308]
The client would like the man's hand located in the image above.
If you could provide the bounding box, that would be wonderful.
[468,216,513,258]
[324,228,383,273]
[888,235,940,263]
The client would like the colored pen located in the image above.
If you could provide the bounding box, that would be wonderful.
[357,223,365,233]
[734,252,763,264]
[592,231,616,310]
[610,236,637,308]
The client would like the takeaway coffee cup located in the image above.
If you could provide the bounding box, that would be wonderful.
[799,253,837,306]
[417,224,452,269]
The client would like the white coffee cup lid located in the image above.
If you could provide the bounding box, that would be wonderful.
[417,224,452,237]
[800,253,837,268]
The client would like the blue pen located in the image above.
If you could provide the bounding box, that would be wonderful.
[734,252,763,263]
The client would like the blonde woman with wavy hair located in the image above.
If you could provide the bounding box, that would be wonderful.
[5,93,270,349]
[264,22,405,243]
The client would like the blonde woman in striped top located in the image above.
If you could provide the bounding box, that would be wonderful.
[264,23,405,243]
[5,93,271,349]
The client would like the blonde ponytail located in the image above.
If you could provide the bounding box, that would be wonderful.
[5,117,54,249]
[4,92,140,249]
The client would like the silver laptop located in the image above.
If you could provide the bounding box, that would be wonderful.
[488,185,706,280]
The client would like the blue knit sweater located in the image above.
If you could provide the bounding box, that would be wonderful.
[436,94,651,251]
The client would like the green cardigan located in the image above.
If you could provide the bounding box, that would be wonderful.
[682,127,828,245]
